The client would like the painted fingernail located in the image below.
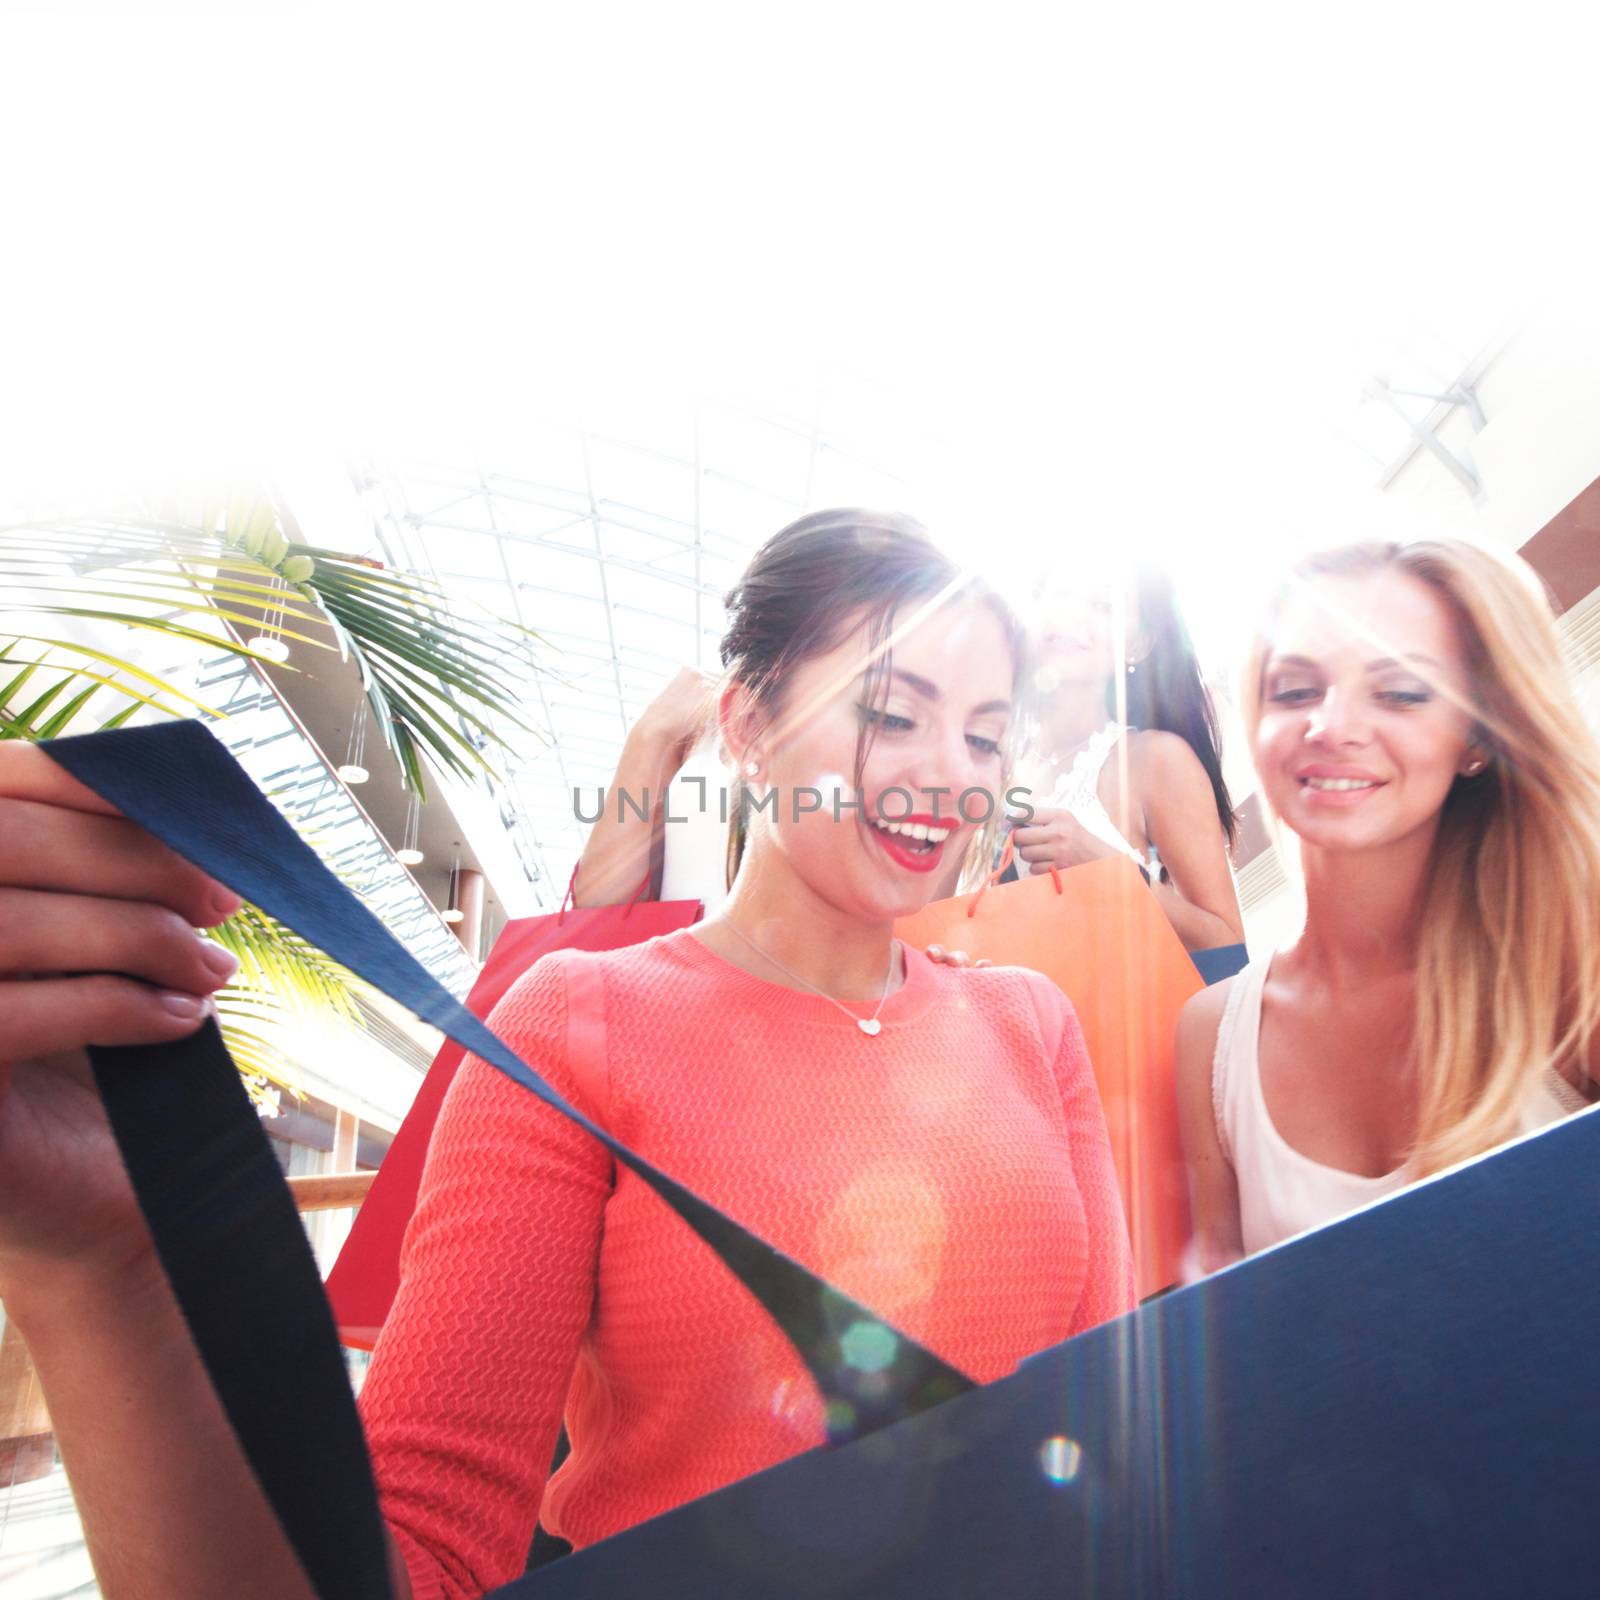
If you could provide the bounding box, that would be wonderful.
[208,887,242,921]
[161,993,207,1021]
[199,941,238,980]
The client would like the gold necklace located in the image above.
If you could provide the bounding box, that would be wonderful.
[719,919,897,1037]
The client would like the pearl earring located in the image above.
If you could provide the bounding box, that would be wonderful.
[1126,660,1138,676]
[744,760,760,778]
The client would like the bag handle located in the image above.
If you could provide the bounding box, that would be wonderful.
[561,787,668,925]
[558,861,653,926]
[50,722,976,1600]
[965,826,1063,919]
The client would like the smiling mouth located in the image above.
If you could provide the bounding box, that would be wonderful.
[867,815,956,874]
[869,816,953,855]
[1298,776,1383,793]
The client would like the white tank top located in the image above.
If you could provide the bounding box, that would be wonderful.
[1036,722,1147,870]
[1212,954,1588,1256]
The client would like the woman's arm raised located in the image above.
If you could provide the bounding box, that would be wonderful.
[1132,731,1244,952]
[572,667,716,907]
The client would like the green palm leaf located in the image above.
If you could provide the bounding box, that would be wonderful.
[2,492,547,798]
[209,903,361,1023]
[205,905,365,1095]
[3,482,543,1097]
[284,545,544,796]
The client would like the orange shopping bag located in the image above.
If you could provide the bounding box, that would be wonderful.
[897,852,1201,1299]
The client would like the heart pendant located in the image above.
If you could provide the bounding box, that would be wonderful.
[857,1018,882,1036]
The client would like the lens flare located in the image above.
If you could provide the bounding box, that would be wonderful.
[840,1320,899,1374]
[1039,1435,1082,1485]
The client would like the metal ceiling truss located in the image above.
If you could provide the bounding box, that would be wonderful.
[1366,341,1505,503]
[357,393,897,907]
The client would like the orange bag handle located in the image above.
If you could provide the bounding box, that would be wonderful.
[966,826,1062,919]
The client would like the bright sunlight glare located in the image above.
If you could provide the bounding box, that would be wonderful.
[3,0,1597,695]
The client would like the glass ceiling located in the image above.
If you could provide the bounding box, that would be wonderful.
[355,395,934,906]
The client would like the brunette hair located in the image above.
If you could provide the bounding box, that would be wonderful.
[720,508,1022,883]
[1117,566,1237,848]
[1242,537,1600,1174]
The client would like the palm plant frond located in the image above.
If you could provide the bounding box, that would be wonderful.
[1,641,200,727]
[2,492,548,797]
[207,903,366,1096]
[290,546,545,796]
[3,482,545,1095]
[1,635,225,716]
[216,1011,304,1097]
[209,902,362,1026]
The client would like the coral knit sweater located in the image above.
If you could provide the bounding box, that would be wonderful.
[359,928,1134,1600]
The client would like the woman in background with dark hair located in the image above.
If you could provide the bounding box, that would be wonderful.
[1005,564,1244,953]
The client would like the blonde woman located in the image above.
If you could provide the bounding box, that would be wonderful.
[1177,538,1600,1270]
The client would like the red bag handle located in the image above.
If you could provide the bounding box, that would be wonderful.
[558,862,654,925]
[561,791,672,925]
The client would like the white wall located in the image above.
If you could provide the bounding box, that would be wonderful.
[1236,311,1600,953]
[1372,309,1600,550]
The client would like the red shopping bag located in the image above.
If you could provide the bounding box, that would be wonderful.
[897,849,1202,1299]
[327,878,702,1347]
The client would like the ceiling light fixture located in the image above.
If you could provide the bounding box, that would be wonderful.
[396,790,425,866]
[336,697,370,786]
[443,857,465,924]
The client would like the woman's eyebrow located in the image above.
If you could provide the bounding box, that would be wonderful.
[1365,654,1441,672]
[890,668,941,700]
[1269,653,1443,675]
[888,669,1009,717]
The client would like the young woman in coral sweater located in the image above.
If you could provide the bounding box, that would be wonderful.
[0,508,1134,1599]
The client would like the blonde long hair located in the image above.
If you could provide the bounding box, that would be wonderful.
[1243,538,1600,1174]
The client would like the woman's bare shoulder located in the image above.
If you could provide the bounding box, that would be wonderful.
[1176,976,1233,1068]
[1126,726,1207,779]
